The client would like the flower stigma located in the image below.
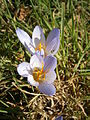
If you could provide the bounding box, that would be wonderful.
[33,63,46,83]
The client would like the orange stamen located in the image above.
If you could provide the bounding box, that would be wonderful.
[38,43,42,51]
[33,62,45,82]
[35,42,46,52]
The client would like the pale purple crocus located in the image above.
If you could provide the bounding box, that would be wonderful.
[17,54,57,96]
[16,26,60,57]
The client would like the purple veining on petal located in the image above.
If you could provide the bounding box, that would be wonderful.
[43,55,57,72]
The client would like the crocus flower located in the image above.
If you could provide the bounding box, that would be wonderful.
[16,26,60,57]
[17,54,57,96]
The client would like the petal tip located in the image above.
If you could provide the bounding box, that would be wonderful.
[38,83,56,96]
[16,27,20,33]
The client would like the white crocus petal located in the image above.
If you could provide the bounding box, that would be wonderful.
[27,75,39,86]
[40,49,44,56]
[30,54,44,69]
[46,28,60,55]
[17,62,31,77]
[44,70,56,84]
[16,28,35,54]
[36,49,44,57]
[38,83,56,96]
[32,26,45,48]
[43,55,57,72]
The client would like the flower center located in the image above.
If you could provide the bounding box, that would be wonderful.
[35,43,46,52]
[32,63,46,82]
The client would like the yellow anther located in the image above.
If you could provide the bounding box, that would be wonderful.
[38,43,42,51]
[35,42,46,52]
[32,62,45,82]
[41,62,44,73]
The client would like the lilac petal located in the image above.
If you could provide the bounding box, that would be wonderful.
[38,83,56,96]
[46,28,60,55]
[17,62,31,77]
[16,28,35,54]
[47,28,60,44]
[44,70,56,84]
[43,55,57,72]
[32,26,45,48]
[55,116,63,120]
[46,37,60,55]
[27,75,39,86]
[30,54,44,69]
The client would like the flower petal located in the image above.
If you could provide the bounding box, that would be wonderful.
[55,116,63,120]
[27,75,39,86]
[16,28,35,54]
[43,55,57,72]
[17,62,31,77]
[46,28,60,55]
[44,70,56,84]
[38,83,56,96]
[36,49,44,57]
[32,26,45,48]
[30,54,44,69]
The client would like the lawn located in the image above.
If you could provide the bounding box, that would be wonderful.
[0,0,90,120]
